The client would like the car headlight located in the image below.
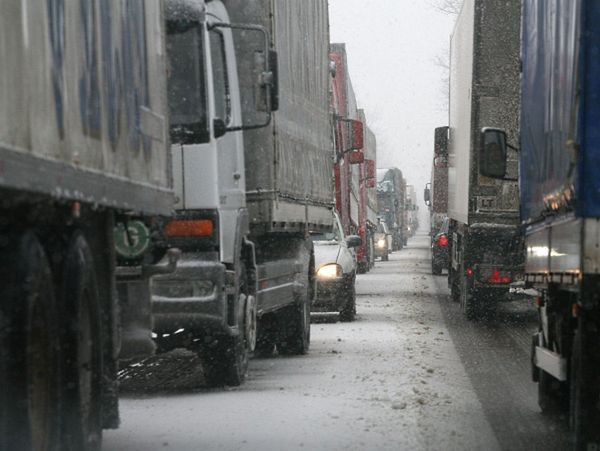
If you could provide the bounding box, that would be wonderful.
[377,239,386,248]
[316,264,342,279]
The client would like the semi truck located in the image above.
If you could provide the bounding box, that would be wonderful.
[358,109,378,273]
[0,2,177,449]
[425,126,449,240]
[330,42,377,274]
[405,184,418,238]
[482,0,600,448]
[446,0,523,319]
[377,167,406,250]
[151,0,332,387]
[330,43,365,247]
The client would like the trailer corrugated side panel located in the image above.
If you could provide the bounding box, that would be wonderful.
[521,0,600,221]
[225,0,333,233]
[0,2,172,215]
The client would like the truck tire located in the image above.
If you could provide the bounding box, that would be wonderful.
[460,283,479,320]
[279,246,313,355]
[201,333,248,387]
[0,231,61,451]
[339,279,356,322]
[279,295,310,355]
[61,232,103,451]
[538,369,568,415]
[255,315,277,357]
[570,328,600,450]
[202,263,253,387]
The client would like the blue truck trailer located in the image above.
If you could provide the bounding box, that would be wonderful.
[481,0,600,448]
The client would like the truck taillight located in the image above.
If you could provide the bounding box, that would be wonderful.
[436,235,448,246]
[165,219,214,238]
[489,270,511,284]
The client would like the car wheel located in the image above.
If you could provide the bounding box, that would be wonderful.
[339,279,356,322]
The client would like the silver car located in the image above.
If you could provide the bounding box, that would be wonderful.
[311,212,361,321]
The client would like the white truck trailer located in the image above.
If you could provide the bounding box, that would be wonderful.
[446,0,523,319]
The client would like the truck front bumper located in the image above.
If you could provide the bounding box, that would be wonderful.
[151,254,231,337]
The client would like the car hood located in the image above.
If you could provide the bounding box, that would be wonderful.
[313,242,341,268]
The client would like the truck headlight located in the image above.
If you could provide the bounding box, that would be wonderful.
[377,239,386,248]
[317,264,342,279]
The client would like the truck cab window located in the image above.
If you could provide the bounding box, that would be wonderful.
[167,26,209,144]
[209,29,231,126]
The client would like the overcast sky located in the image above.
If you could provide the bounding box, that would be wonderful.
[328,0,456,224]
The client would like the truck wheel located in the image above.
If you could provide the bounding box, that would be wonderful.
[255,315,277,357]
[339,279,356,322]
[279,296,310,355]
[202,264,253,387]
[538,369,568,415]
[61,232,103,451]
[460,283,479,320]
[201,333,248,387]
[570,328,600,449]
[0,232,61,451]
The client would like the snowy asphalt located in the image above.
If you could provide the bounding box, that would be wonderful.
[104,233,570,451]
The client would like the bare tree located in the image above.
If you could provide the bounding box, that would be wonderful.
[429,0,463,15]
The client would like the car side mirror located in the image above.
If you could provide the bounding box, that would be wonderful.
[480,128,508,179]
[346,235,362,248]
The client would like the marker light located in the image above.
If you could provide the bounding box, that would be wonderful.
[165,219,214,237]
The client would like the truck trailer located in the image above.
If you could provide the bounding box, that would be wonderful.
[330,42,376,274]
[330,43,364,243]
[377,167,406,250]
[425,126,449,240]
[151,0,332,387]
[446,0,523,319]
[0,2,176,449]
[481,0,600,448]
[358,109,378,273]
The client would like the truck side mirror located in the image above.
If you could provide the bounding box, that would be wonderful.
[480,128,508,179]
[434,126,449,155]
[424,183,431,206]
[348,151,364,164]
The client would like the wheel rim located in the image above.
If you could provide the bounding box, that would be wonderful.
[245,294,257,353]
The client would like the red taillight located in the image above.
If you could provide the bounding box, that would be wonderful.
[165,219,214,237]
[489,270,512,284]
[466,267,474,277]
[437,234,449,247]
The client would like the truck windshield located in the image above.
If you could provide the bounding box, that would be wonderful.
[167,26,209,144]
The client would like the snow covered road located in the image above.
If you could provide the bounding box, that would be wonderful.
[104,233,568,450]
